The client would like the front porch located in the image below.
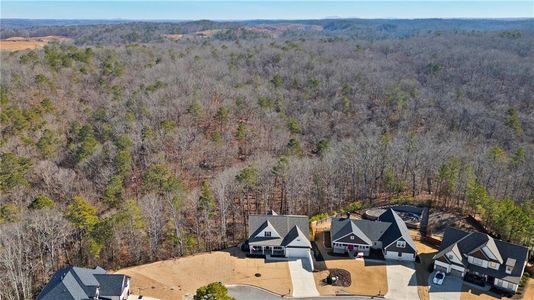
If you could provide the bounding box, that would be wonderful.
[332,242,371,257]
[464,271,490,287]
[250,245,286,257]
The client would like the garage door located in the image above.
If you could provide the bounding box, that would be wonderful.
[286,247,311,258]
[450,268,464,277]
[434,264,448,273]
[385,251,415,261]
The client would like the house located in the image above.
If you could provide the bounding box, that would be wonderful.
[247,210,312,259]
[330,208,417,261]
[37,266,130,300]
[433,227,529,293]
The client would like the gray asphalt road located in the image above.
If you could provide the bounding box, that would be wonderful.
[227,285,374,300]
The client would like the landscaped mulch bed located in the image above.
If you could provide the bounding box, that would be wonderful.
[329,268,351,287]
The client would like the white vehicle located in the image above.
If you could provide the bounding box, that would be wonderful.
[433,271,445,285]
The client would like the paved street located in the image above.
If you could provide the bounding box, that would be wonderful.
[227,285,372,300]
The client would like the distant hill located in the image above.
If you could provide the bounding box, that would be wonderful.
[0,19,134,28]
[1,18,533,43]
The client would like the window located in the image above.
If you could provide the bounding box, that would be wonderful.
[396,240,406,248]
[471,257,484,267]
[506,265,513,274]
[264,231,271,237]
[350,235,355,240]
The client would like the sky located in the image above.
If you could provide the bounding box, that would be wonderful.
[1,1,533,20]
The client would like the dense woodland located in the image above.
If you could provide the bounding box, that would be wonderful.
[1,19,534,299]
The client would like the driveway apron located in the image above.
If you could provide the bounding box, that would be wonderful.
[287,258,320,297]
[385,261,419,300]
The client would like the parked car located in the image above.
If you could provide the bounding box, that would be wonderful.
[433,271,445,285]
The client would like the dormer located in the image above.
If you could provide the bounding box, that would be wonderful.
[505,258,516,274]
[481,237,503,264]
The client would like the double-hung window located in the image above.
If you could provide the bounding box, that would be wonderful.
[396,240,406,248]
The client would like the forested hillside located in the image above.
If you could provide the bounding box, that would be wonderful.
[1,20,533,299]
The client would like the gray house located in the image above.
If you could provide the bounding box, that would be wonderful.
[330,208,417,261]
[247,210,312,259]
[37,266,130,300]
[433,227,529,293]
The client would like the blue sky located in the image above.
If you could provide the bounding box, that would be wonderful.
[1,1,533,20]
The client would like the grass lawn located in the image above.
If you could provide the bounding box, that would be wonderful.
[115,247,291,299]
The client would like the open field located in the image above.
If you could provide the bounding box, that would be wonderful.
[0,36,71,51]
[115,247,291,300]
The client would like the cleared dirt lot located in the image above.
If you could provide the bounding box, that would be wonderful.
[314,259,388,296]
[0,36,71,51]
[522,277,534,300]
[115,247,291,300]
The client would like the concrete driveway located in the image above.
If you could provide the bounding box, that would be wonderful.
[287,258,320,297]
[427,271,462,300]
[385,261,419,300]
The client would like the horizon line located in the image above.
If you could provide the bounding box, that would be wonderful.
[2,17,533,21]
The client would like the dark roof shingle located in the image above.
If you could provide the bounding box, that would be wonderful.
[248,214,310,247]
[434,227,529,284]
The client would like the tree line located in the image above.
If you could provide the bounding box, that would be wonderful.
[1,25,533,299]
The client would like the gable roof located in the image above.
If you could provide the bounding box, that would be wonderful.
[330,209,416,252]
[331,219,373,245]
[248,214,310,247]
[94,274,127,297]
[331,218,385,245]
[434,227,529,284]
[377,208,417,251]
[37,266,128,300]
[282,225,312,248]
[352,219,391,241]
[467,236,503,263]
